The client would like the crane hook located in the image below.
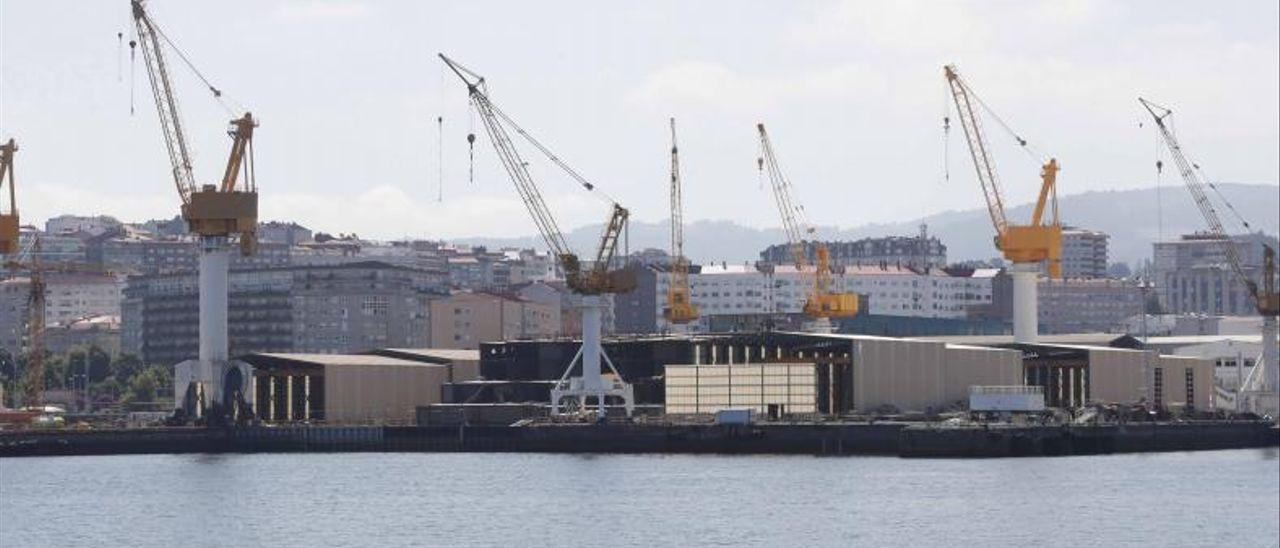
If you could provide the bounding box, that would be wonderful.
[466,132,476,184]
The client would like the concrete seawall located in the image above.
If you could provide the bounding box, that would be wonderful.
[1,421,1275,458]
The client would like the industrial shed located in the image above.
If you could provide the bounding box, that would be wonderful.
[661,333,1024,415]
[241,351,481,424]
[1086,347,1212,410]
[918,338,1215,410]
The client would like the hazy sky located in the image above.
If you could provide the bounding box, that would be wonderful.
[1,1,1277,241]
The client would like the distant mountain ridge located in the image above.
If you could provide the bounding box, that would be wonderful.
[457,183,1279,267]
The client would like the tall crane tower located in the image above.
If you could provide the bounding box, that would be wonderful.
[132,0,258,423]
[0,138,17,255]
[1140,97,1279,414]
[440,54,636,417]
[944,65,1062,343]
[756,123,859,331]
[665,118,698,327]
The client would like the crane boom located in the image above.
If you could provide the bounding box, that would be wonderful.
[440,53,633,295]
[131,0,198,205]
[944,64,1062,277]
[1140,99,1251,297]
[132,0,259,255]
[944,65,1009,235]
[756,124,809,268]
[1139,97,1277,315]
[756,123,857,319]
[0,138,17,254]
[665,118,697,324]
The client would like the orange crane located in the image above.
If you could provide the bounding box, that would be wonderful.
[755,123,859,322]
[1140,97,1278,412]
[0,138,17,254]
[944,64,1061,342]
[665,118,698,325]
[132,0,258,422]
[131,0,259,255]
[440,53,636,417]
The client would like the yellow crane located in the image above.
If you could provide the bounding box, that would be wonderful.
[131,0,259,255]
[665,118,698,325]
[0,138,17,255]
[944,64,1061,342]
[756,123,859,320]
[132,0,259,423]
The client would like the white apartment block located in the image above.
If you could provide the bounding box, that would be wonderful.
[655,264,995,331]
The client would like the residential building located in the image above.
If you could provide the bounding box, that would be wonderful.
[96,236,290,275]
[122,261,447,364]
[44,315,121,356]
[17,229,88,264]
[1058,227,1109,279]
[1037,277,1143,334]
[759,231,946,270]
[42,272,125,326]
[257,221,313,246]
[44,215,124,237]
[619,262,996,333]
[1153,232,1278,315]
[428,292,559,349]
[0,277,31,355]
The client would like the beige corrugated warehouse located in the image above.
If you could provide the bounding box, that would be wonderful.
[917,336,1215,410]
[242,350,480,424]
[666,333,1024,414]
[1087,347,1212,409]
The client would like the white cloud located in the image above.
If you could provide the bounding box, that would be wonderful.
[261,184,606,242]
[628,60,887,111]
[273,1,372,23]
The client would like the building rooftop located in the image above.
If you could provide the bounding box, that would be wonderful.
[909,333,1139,347]
[248,353,441,368]
[372,348,481,363]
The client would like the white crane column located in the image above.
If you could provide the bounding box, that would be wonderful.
[1263,316,1279,414]
[580,295,605,395]
[198,236,230,405]
[1010,262,1039,344]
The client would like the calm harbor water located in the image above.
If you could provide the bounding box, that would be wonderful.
[2,449,1277,548]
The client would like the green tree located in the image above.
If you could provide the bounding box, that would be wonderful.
[110,353,145,385]
[127,368,160,403]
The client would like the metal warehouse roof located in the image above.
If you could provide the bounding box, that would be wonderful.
[248,353,441,368]
[374,348,481,363]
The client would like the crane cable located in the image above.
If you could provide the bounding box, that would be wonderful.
[956,76,1045,165]
[470,94,620,207]
[1166,117,1254,233]
[144,10,242,117]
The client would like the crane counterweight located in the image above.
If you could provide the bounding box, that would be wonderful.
[0,139,18,255]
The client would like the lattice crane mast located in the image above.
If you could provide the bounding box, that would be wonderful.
[756,123,858,319]
[1139,98,1278,316]
[1140,97,1278,414]
[665,118,698,325]
[440,53,636,417]
[439,54,633,295]
[132,0,258,255]
[0,138,17,254]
